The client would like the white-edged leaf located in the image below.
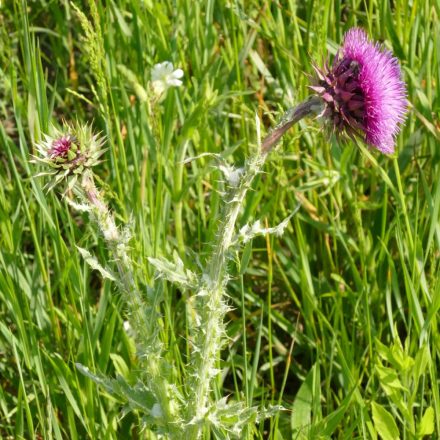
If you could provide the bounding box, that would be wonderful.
[65,197,91,212]
[75,363,157,415]
[148,253,197,288]
[240,206,300,244]
[76,246,116,281]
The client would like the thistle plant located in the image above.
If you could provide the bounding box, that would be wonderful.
[183,97,322,438]
[184,28,407,437]
[34,121,182,435]
[33,28,407,439]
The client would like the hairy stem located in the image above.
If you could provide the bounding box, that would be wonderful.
[185,97,319,438]
[80,171,179,434]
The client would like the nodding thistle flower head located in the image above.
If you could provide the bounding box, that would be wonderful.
[311,28,407,154]
[34,122,105,190]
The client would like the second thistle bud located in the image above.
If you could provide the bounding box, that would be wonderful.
[34,122,106,190]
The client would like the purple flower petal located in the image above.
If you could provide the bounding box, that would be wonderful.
[343,28,407,153]
[312,28,408,154]
[49,135,73,158]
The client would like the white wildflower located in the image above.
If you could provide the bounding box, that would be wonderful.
[151,61,183,95]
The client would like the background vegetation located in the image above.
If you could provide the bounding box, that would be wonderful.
[0,0,439,438]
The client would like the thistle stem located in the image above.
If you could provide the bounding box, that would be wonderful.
[261,96,321,153]
[80,171,178,434]
[185,97,318,438]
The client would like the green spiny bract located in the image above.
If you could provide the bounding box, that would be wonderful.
[33,121,106,191]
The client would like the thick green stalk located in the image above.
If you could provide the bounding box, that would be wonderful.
[185,97,319,438]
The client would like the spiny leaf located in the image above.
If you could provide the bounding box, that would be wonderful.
[148,252,197,289]
[76,246,116,281]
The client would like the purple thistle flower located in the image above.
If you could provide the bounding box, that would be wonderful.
[49,135,75,158]
[311,28,407,154]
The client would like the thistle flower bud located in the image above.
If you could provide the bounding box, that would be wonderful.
[311,28,407,154]
[34,122,106,190]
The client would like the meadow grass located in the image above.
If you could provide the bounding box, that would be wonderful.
[0,0,439,438]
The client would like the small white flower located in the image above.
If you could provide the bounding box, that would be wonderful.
[151,61,183,95]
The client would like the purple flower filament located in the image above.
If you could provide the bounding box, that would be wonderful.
[312,28,407,154]
[49,135,74,159]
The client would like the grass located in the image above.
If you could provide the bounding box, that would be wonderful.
[0,0,439,438]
